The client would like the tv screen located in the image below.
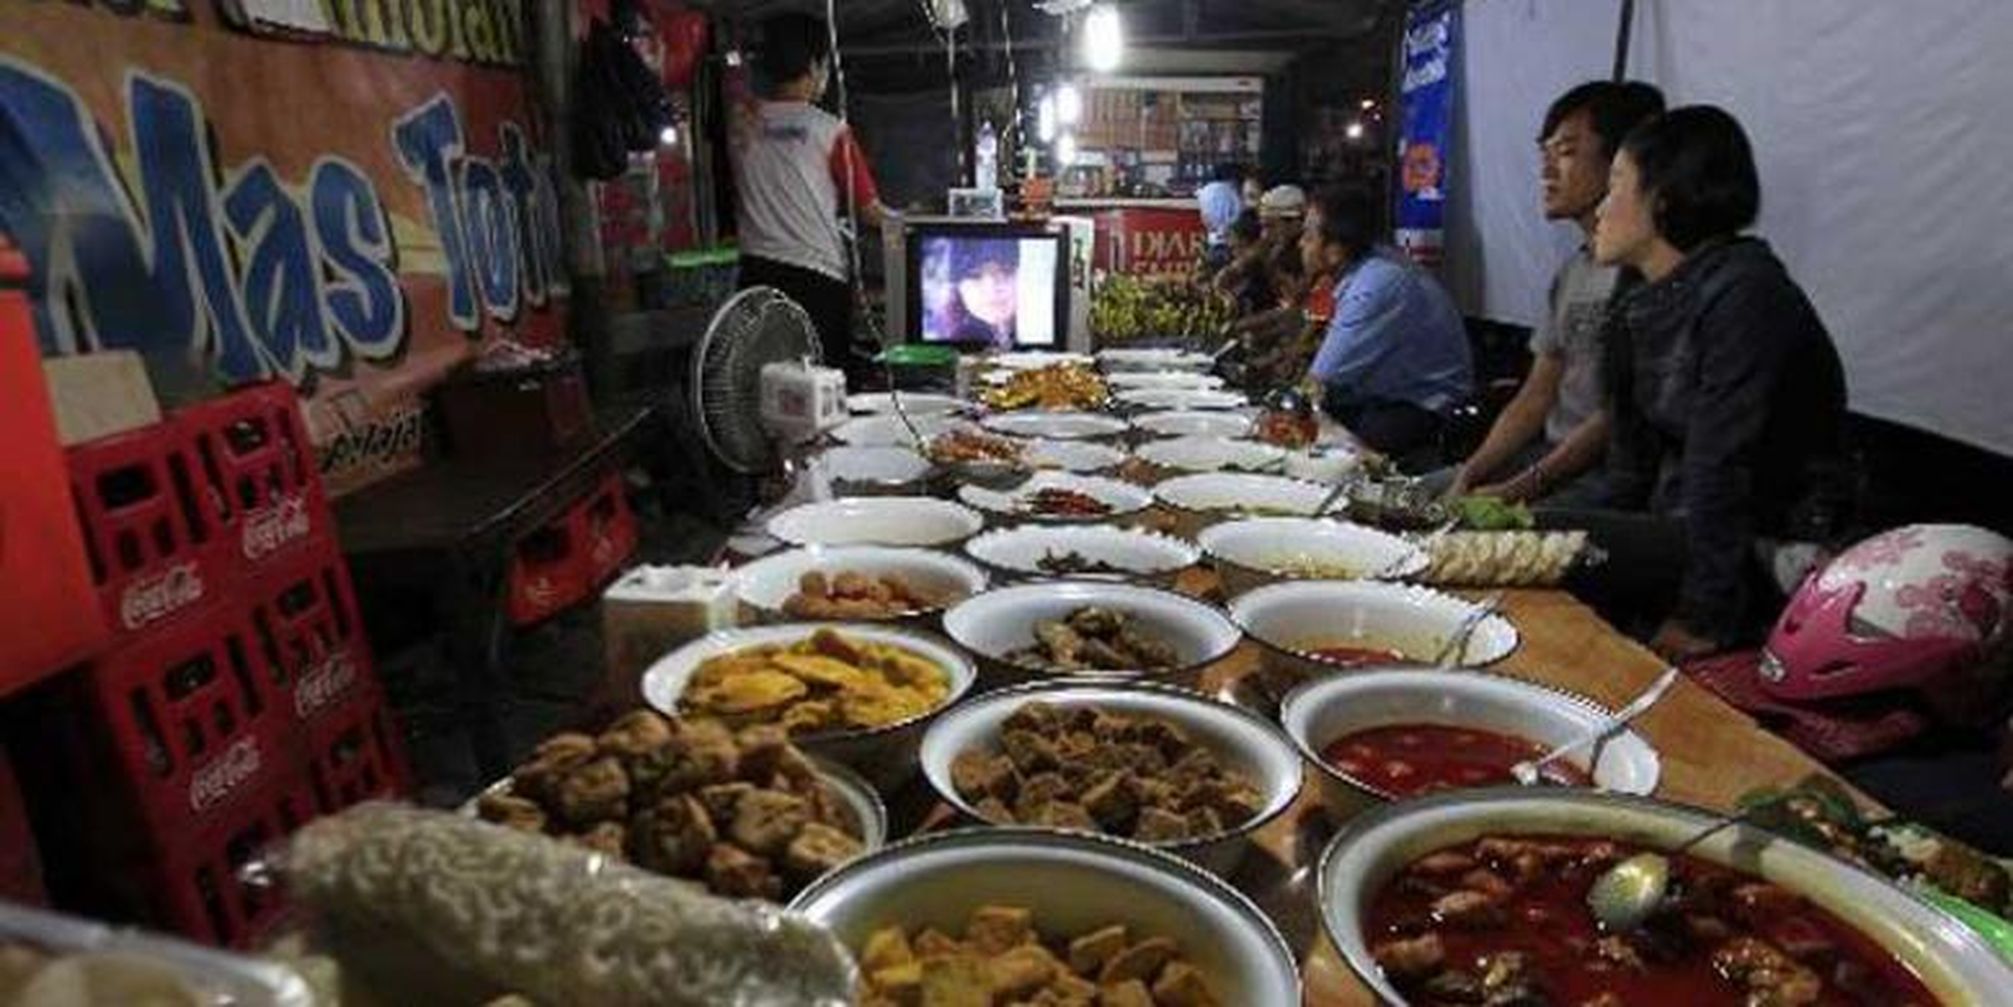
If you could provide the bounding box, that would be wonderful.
[912,228,1063,348]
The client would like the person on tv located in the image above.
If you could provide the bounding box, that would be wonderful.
[946,240,1022,348]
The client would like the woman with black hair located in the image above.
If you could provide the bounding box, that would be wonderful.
[1589,105,1850,660]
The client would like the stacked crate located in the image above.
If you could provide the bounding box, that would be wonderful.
[41,382,407,947]
[505,468,640,627]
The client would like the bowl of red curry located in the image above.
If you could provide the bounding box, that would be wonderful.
[1279,669,1660,824]
[1319,789,2013,1006]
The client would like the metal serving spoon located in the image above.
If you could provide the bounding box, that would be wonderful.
[1511,666,1681,786]
[1585,793,1796,932]
[1430,590,1504,667]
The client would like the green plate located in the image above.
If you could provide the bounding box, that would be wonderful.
[875,344,959,367]
[1921,889,2013,962]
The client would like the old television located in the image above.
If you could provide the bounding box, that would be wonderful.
[883,217,1094,353]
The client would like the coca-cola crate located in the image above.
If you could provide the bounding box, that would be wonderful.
[247,543,376,730]
[80,603,288,838]
[505,516,591,627]
[0,747,45,905]
[576,470,639,587]
[136,775,316,948]
[66,423,224,641]
[178,382,330,580]
[302,684,411,814]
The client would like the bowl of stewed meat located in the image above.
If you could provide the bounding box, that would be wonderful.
[1319,788,2013,1006]
[1279,669,1660,824]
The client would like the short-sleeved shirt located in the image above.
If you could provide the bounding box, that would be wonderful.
[732,101,880,282]
[1530,247,1620,444]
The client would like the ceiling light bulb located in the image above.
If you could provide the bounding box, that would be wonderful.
[1057,82,1082,124]
[1083,4,1123,74]
[660,125,678,146]
[1345,121,1364,140]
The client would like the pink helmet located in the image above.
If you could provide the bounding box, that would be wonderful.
[1761,524,2013,724]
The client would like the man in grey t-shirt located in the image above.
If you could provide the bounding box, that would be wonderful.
[1437,81,1664,507]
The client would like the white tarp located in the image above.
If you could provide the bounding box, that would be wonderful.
[1444,0,2013,456]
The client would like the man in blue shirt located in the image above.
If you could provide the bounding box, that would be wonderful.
[1300,186,1472,467]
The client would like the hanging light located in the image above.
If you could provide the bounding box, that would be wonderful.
[1056,81,1082,124]
[1057,131,1080,167]
[1344,121,1364,141]
[1037,95,1058,143]
[659,124,679,146]
[1082,4,1123,74]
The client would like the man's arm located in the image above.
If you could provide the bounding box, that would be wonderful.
[1475,409,1609,503]
[1449,352,1563,496]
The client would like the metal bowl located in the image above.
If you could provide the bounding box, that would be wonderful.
[1198,516,1428,597]
[961,524,1201,587]
[639,622,979,791]
[957,471,1157,526]
[1278,668,1660,825]
[812,446,934,497]
[1227,580,1519,703]
[1151,472,1345,539]
[790,828,1302,1005]
[1318,788,2013,1005]
[941,580,1243,690]
[765,497,985,549]
[729,545,989,624]
[917,680,1303,875]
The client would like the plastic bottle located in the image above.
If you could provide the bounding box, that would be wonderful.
[975,120,999,193]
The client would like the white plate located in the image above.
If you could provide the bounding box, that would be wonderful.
[1024,438,1128,473]
[1106,371,1227,390]
[988,351,1093,371]
[1097,348,1215,372]
[812,446,932,490]
[963,524,1201,581]
[1117,388,1249,411]
[1131,410,1255,439]
[1136,436,1286,474]
[1199,517,1428,583]
[957,471,1154,523]
[846,392,964,416]
[942,581,1244,676]
[980,411,1128,440]
[731,545,989,619]
[829,413,960,447]
[1227,579,1520,667]
[766,497,985,548]
[1153,472,1345,518]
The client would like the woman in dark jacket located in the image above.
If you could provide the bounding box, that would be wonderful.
[1591,105,1850,660]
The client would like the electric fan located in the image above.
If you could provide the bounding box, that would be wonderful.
[689,286,848,476]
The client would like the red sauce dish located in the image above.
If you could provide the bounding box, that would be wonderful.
[1321,724,1590,798]
[1366,834,1939,1006]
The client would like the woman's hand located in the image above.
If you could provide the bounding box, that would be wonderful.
[1650,618,1722,663]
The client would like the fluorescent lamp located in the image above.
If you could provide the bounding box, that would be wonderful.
[1038,96,1058,143]
[1058,131,1079,167]
[1057,82,1082,124]
[1083,4,1123,74]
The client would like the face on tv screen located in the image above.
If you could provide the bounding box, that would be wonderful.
[916,234,1059,348]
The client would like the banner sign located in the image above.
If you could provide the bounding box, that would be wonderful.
[1086,206,1206,278]
[1395,0,1457,268]
[0,2,567,497]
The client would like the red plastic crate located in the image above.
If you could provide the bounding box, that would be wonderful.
[66,423,223,640]
[177,382,330,578]
[505,516,590,627]
[577,470,639,587]
[0,747,45,905]
[247,542,377,729]
[81,602,288,837]
[139,775,316,947]
[301,684,411,815]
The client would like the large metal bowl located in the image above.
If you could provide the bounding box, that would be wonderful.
[1198,516,1427,597]
[729,545,988,625]
[961,524,1201,588]
[790,828,1302,1005]
[1227,580,1519,704]
[1278,668,1661,824]
[917,680,1303,875]
[940,580,1243,690]
[640,622,978,791]
[1319,788,2013,1005]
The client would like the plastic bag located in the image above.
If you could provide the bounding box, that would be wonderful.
[271,803,855,1006]
[0,901,313,1006]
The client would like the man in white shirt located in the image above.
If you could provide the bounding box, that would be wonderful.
[732,13,891,375]
[1433,80,1664,506]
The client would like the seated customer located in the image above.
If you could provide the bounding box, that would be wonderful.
[1592,105,1850,660]
[1440,80,1665,507]
[1300,186,1472,466]
[1195,163,1247,275]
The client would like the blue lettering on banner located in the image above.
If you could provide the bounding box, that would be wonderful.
[0,57,565,384]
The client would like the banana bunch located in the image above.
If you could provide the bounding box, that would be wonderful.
[1090,274,1233,343]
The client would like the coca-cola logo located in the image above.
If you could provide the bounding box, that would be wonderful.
[295,650,360,718]
[521,576,557,608]
[590,533,617,567]
[187,736,262,812]
[119,562,204,630]
[241,494,313,561]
